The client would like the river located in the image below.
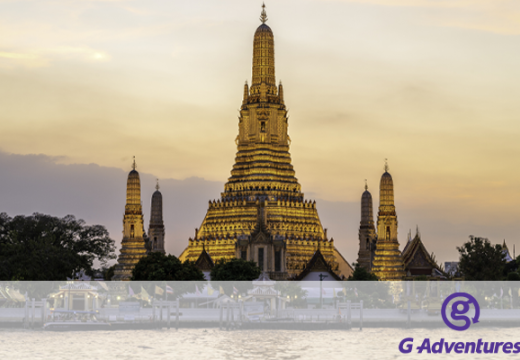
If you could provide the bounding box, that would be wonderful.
[0,327,518,359]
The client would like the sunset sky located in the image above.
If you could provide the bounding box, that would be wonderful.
[1,0,519,265]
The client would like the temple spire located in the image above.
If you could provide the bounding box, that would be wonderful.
[372,164,405,280]
[250,4,276,96]
[358,179,375,271]
[260,3,268,23]
[112,161,147,280]
[149,180,165,253]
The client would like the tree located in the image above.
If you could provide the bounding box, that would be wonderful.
[131,252,205,281]
[343,263,394,308]
[507,272,520,281]
[210,258,261,294]
[457,236,506,281]
[274,282,308,308]
[132,252,204,281]
[503,255,520,279]
[102,264,116,281]
[347,263,379,281]
[131,252,205,299]
[0,213,116,281]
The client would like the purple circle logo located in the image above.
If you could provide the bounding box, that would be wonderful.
[441,292,480,331]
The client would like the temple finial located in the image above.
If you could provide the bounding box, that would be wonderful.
[156,178,160,191]
[260,3,268,23]
[364,179,368,191]
[384,158,388,172]
[132,156,136,170]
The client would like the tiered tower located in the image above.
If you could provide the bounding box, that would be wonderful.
[180,5,343,279]
[112,158,148,281]
[148,180,165,253]
[357,181,376,271]
[371,162,406,280]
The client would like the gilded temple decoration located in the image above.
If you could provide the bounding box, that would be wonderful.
[113,158,148,280]
[180,5,352,280]
[370,162,406,280]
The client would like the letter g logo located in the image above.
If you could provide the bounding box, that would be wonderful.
[399,338,414,353]
[441,292,480,331]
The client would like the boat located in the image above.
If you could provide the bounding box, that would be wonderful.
[43,310,111,331]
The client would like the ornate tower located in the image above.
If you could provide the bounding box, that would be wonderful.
[179,5,352,280]
[112,158,148,281]
[357,181,376,271]
[148,180,165,253]
[371,161,406,280]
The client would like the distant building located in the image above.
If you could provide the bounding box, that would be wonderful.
[502,240,514,262]
[444,262,459,277]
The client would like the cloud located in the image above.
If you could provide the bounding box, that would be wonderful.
[324,0,520,34]
[0,150,223,259]
[0,46,110,69]
[0,51,48,68]
[0,149,518,267]
[48,46,111,62]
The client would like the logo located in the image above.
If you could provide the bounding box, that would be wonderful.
[441,292,480,331]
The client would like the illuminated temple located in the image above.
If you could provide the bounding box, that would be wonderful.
[357,162,445,280]
[179,5,353,280]
[112,159,148,281]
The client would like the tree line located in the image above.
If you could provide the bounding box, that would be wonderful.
[1,213,519,282]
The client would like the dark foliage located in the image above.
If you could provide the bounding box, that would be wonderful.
[210,258,261,294]
[457,236,506,281]
[131,252,205,281]
[0,213,116,280]
[347,263,379,281]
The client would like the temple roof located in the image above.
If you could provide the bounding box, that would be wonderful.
[294,248,342,281]
[502,240,514,262]
[255,23,272,34]
[401,231,445,276]
[194,246,215,271]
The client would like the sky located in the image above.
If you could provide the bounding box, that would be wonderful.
[1,0,519,266]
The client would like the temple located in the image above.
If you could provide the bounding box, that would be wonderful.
[179,5,353,280]
[370,162,407,280]
[402,227,445,278]
[357,180,376,271]
[112,158,148,281]
[357,162,445,280]
[148,180,165,253]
